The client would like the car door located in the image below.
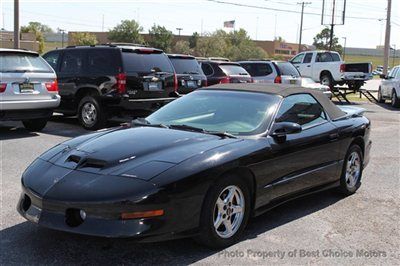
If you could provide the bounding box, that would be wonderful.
[298,52,314,78]
[57,49,86,110]
[290,53,305,74]
[265,94,341,199]
[385,67,398,96]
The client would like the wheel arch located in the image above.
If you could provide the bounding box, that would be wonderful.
[320,70,332,80]
[76,87,101,107]
[349,136,365,157]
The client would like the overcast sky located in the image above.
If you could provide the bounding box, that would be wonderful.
[1,0,399,49]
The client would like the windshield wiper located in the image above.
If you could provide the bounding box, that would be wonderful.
[169,124,237,138]
[132,118,168,129]
[168,124,205,133]
[182,71,199,74]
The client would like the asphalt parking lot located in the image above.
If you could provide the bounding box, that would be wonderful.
[1,97,399,264]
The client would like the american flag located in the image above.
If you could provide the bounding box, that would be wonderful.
[223,20,235,28]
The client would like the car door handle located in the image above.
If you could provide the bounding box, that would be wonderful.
[295,66,300,68]
[329,133,339,141]
[307,65,311,67]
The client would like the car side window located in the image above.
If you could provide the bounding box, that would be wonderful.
[395,68,400,79]
[303,53,313,63]
[388,68,397,78]
[60,50,84,74]
[276,94,327,128]
[316,52,333,62]
[201,63,214,76]
[43,51,60,71]
[87,49,119,75]
[291,53,305,64]
[331,53,341,61]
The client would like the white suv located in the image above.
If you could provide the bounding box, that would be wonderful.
[378,65,400,108]
[0,49,60,131]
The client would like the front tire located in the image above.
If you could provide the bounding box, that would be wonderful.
[78,96,107,130]
[338,145,363,195]
[22,118,48,131]
[377,87,385,103]
[391,90,400,108]
[196,175,251,249]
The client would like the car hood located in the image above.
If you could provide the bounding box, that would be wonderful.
[41,126,241,180]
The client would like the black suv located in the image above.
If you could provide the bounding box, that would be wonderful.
[167,54,207,94]
[43,44,178,130]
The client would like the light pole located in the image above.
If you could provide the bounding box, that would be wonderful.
[378,18,385,47]
[297,2,311,53]
[176,28,183,36]
[58,28,66,48]
[342,37,347,60]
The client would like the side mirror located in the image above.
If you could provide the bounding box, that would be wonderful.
[270,122,302,142]
[380,74,387,79]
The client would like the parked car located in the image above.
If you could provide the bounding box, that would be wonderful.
[199,60,252,86]
[238,60,301,85]
[18,84,371,248]
[290,50,373,90]
[42,44,178,130]
[301,77,332,99]
[378,65,400,107]
[167,54,207,94]
[0,48,60,131]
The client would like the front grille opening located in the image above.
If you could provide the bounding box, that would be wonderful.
[65,208,85,227]
[67,155,81,164]
[21,194,31,212]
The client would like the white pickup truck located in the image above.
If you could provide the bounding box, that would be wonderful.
[290,51,373,90]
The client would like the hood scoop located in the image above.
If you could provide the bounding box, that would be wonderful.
[66,155,107,170]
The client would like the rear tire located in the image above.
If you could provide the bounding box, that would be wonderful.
[377,87,385,103]
[195,175,251,249]
[320,73,334,90]
[22,118,48,132]
[338,145,363,195]
[391,90,400,108]
[78,96,107,130]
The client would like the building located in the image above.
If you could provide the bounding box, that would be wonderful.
[0,31,39,51]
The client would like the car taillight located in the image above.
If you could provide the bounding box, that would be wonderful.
[45,80,58,92]
[0,83,7,93]
[116,73,127,94]
[274,76,282,83]
[174,74,178,91]
[204,79,208,87]
[340,64,346,73]
[250,78,254,83]
[219,77,230,84]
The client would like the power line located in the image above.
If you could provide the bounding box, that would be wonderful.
[205,0,386,21]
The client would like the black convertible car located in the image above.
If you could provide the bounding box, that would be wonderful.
[18,84,371,248]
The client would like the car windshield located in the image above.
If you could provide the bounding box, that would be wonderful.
[122,51,174,73]
[0,53,53,73]
[220,64,249,76]
[275,62,300,77]
[146,90,280,135]
[170,57,203,74]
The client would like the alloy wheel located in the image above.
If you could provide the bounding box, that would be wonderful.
[345,151,361,189]
[213,185,245,239]
[82,102,97,126]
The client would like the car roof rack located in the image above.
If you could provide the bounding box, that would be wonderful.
[103,42,150,47]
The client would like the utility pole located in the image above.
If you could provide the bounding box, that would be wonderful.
[176,27,183,36]
[329,0,336,50]
[342,37,347,60]
[14,0,19,49]
[383,0,392,75]
[297,2,311,53]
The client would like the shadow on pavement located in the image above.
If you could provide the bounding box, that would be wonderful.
[1,190,344,265]
[0,124,39,140]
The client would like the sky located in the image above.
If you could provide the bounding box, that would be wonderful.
[0,0,399,49]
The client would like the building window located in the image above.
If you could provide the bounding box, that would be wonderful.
[275,49,291,55]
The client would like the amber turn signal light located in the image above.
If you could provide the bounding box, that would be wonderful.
[121,210,164,220]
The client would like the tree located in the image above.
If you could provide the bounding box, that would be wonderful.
[148,25,173,52]
[189,32,200,48]
[21,22,53,53]
[173,41,192,54]
[108,20,144,44]
[195,32,228,57]
[313,27,343,54]
[71,32,98,46]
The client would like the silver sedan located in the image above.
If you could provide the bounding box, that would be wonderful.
[0,49,60,131]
